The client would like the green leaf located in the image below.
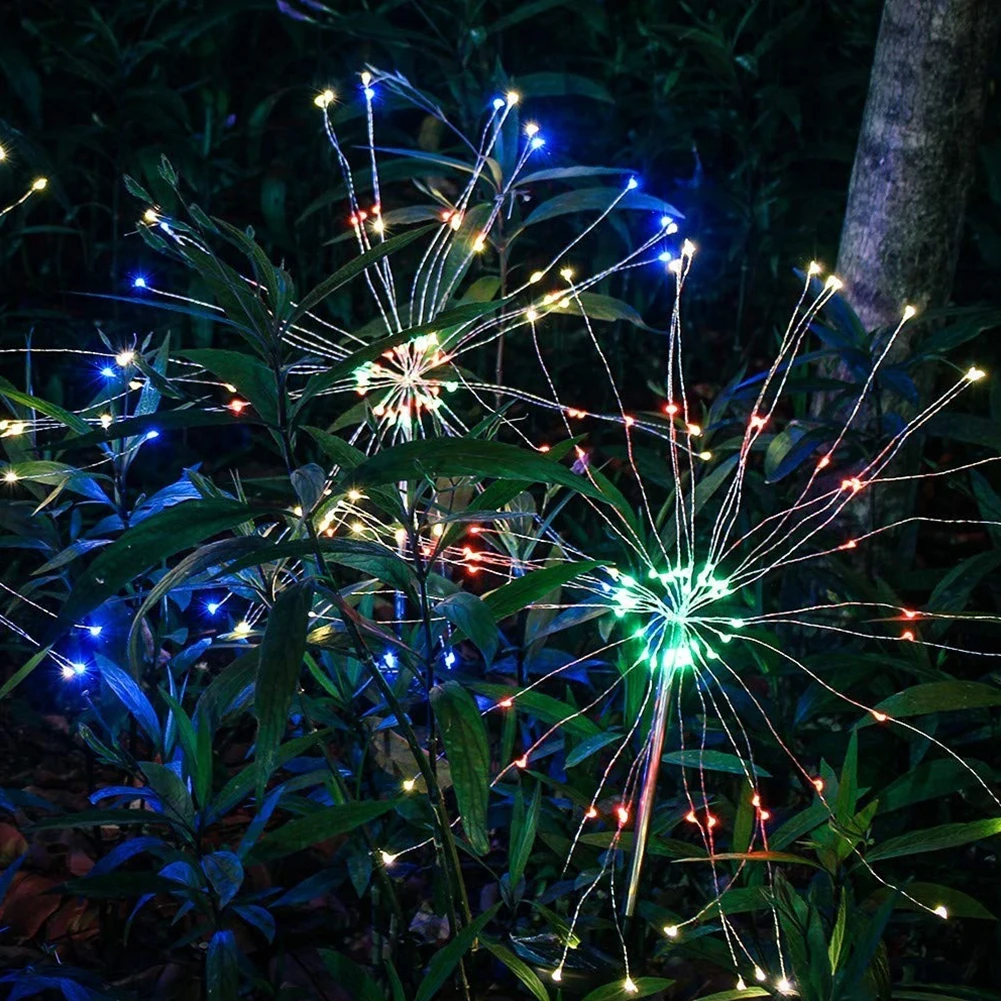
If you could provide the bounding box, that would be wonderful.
[0,377,91,434]
[342,439,609,502]
[414,904,500,1001]
[828,891,848,973]
[141,762,196,831]
[0,647,50,701]
[565,731,623,767]
[319,951,388,1001]
[662,750,771,778]
[867,818,1001,861]
[254,583,311,798]
[925,414,1001,451]
[206,929,239,1001]
[518,166,635,186]
[218,538,419,603]
[0,461,108,501]
[509,780,541,888]
[578,830,704,858]
[203,851,244,909]
[690,991,769,1001]
[480,940,549,1001]
[124,174,153,202]
[432,682,491,855]
[255,800,400,859]
[175,240,275,346]
[925,550,1001,627]
[877,758,992,814]
[487,0,575,32]
[30,808,177,831]
[523,187,679,227]
[161,690,198,766]
[60,499,263,627]
[375,148,484,181]
[100,659,162,751]
[471,683,601,739]
[859,682,1001,724]
[305,426,367,470]
[181,349,279,425]
[482,561,604,620]
[867,882,995,920]
[436,592,498,665]
[773,868,831,999]
[293,223,436,319]
[554,292,647,328]
[512,71,614,103]
[212,731,328,823]
[581,977,674,1001]
[673,851,819,868]
[837,731,858,823]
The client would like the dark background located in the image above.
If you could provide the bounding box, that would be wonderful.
[5,0,997,367]
[4,1,1001,402]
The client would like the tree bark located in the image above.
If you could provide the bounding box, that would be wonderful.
[825,0,999,572]
[836,0,1000,336]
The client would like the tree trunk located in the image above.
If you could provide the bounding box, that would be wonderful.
[837,0,1000,336]
[824,0,999,572]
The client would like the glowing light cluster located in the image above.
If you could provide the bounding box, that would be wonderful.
[352,332,459,435]
[1,67,997,1001]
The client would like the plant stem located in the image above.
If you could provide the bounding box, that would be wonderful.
[271,354,472,1000]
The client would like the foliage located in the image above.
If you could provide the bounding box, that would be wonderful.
[1,3,1000,1001]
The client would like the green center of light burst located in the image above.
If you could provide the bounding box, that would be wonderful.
[610,564,735,669]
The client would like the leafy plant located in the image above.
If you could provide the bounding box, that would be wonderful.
[1,29,1000,1001]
